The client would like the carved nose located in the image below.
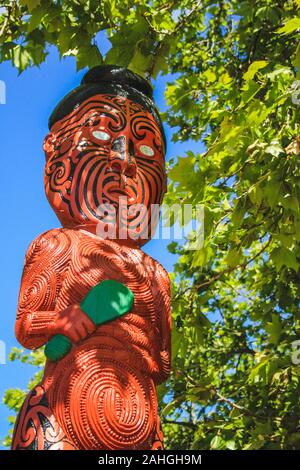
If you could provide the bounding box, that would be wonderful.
[108,136,137,178]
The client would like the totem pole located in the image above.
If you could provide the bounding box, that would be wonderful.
[11,66,171,450]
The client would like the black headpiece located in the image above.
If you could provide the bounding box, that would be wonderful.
[48,65,166,148]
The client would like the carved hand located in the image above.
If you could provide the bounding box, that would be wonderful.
[51,304,96,343]
[45,280,134,362]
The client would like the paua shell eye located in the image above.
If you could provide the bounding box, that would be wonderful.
[92,130,111,141]
[140,145,154,156]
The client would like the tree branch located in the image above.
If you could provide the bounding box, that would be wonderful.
[174,237,272,301]
[145,1,203,79]
[0,4,12,39]
[164,420,197,429]
[214,390,255,417]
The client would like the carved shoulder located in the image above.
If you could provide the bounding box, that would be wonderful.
[18,228,74,314]
[15,228,76,349]
[24,228,71,268]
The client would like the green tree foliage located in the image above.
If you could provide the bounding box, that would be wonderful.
[2,0,300,450]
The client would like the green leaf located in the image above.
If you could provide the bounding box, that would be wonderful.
[277,17,300,35]
[168,154,196,185]
[281,195,299,212]
[240,79,261,105]
[249,185,263,206]
[151,40,171,78]
[231,199,246,228]
[245,100,272,125]
[226,440,237,450]
[156,383,168,405]
[76,45,102,71]
[248,357,270,384]
[11,46,31,73]
[19,0,41,13]
[292,43,300,77]
[26,5,46,33]
[226,248,242,267]
[264,179,282,209]
[271,247,299,271]
[3,389,27,412]
[171,327,183,360]
[243,61,268,81]
[210,435,227,450]
[265,314,282,345]
[128,43,153,77]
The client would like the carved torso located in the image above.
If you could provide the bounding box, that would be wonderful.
[13,228,171,450]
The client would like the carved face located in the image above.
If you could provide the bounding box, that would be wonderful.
[43,94,166,246]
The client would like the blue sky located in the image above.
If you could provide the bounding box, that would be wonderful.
[0,33,203,447]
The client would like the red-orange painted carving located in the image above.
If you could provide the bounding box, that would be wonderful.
[12,66,171,450]
[12,385,76,450]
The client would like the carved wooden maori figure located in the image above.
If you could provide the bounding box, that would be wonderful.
[11,66,171,450]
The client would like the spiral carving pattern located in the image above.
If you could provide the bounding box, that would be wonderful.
[46,340,157,449]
